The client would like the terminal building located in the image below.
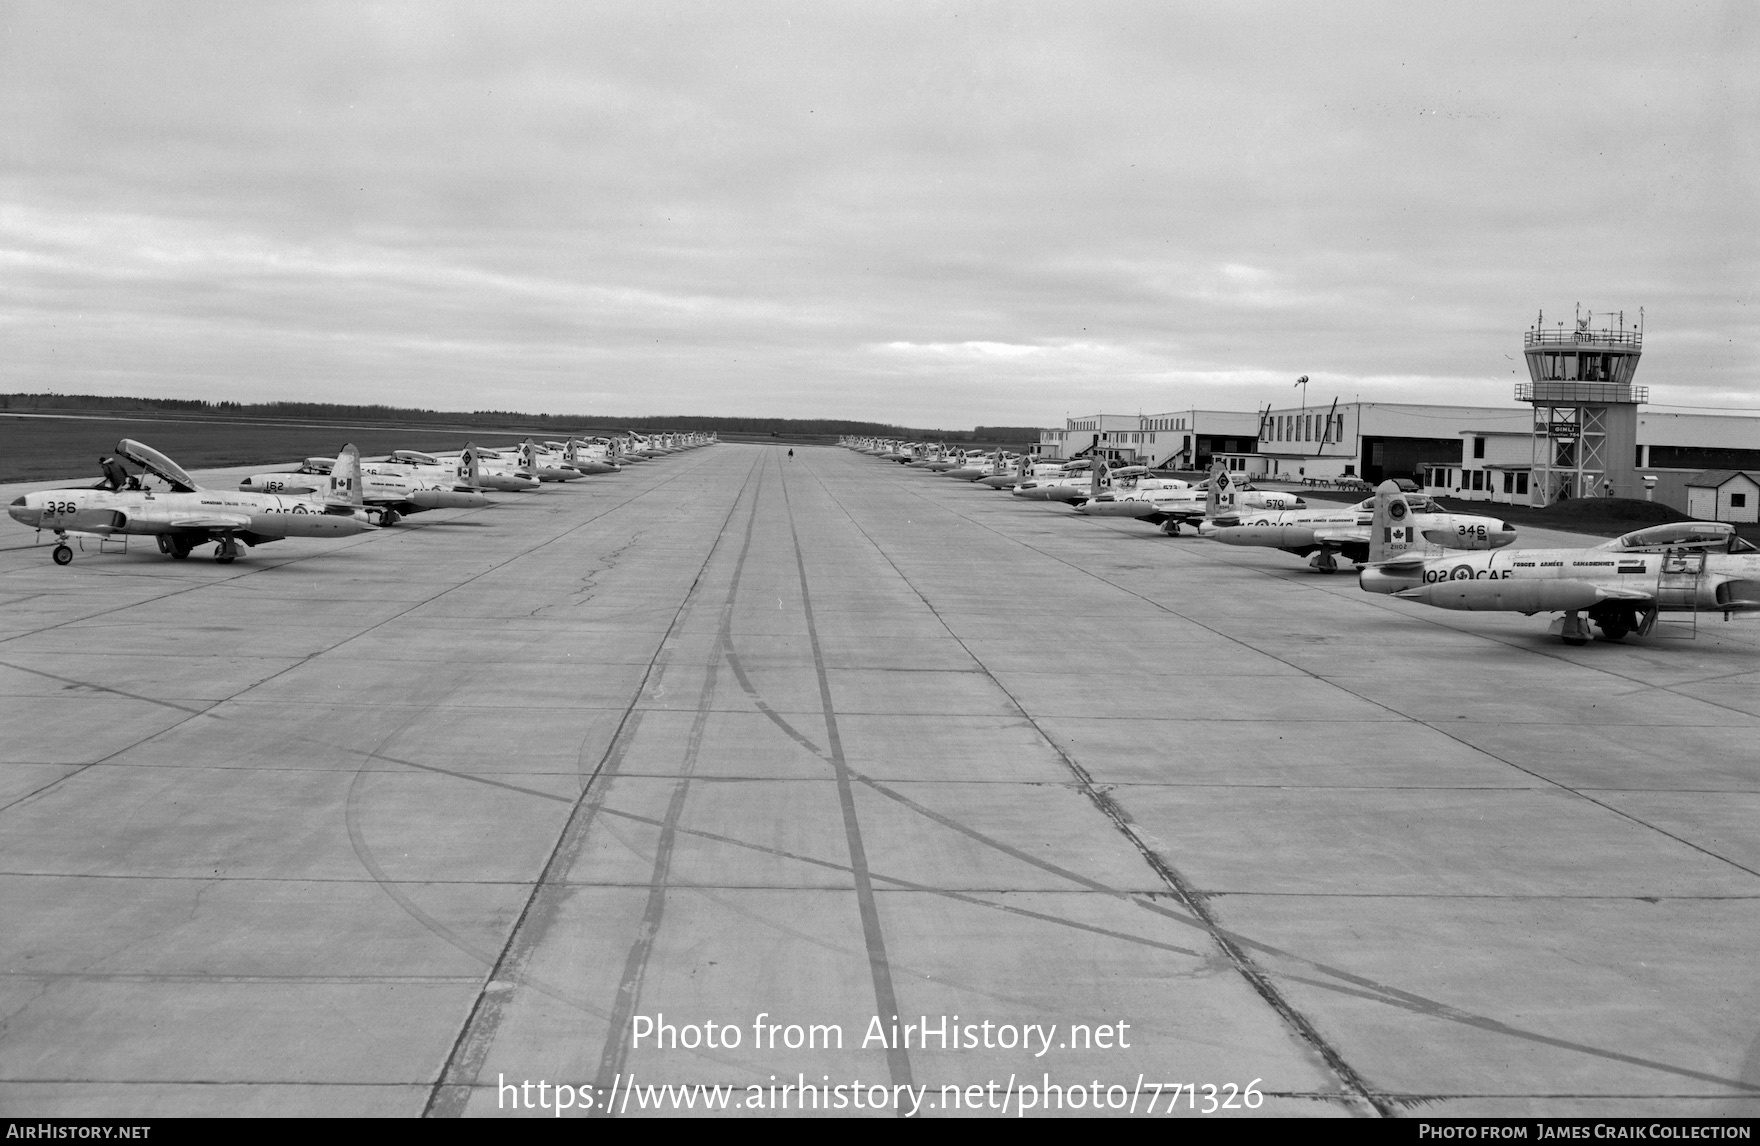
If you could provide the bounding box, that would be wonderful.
[1035,308,1760,515]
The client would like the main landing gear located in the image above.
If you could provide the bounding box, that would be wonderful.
[1159,522,1182,536]
[1309,551,1339,574]
[1559,611,1593,646]
[214,536,241,564]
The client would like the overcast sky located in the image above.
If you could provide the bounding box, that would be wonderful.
[3,1,1755,427]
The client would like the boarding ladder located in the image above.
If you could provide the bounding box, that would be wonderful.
[1648,548,1707,639]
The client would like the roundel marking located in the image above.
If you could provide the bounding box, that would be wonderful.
[1450,564,1473,581]
[1389,500,1408,520]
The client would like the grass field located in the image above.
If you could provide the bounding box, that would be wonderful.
[0,413,554,483]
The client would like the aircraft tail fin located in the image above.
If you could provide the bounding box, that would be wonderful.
[1205,462,1234,520]
[327,444,364,509]
[1367,480,1419,563]
[457,443,482,488]
[519,438,537,475]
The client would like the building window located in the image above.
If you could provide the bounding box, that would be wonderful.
[1516,473,1529,495]
[1473,437,1485,459]
[1503,472,1514,493]
[1733,493,1748,508]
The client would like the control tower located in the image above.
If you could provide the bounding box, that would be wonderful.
[1517,306,1647,504]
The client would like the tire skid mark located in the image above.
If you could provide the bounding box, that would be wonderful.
[773,455,914,1097]
[806,457,1393,1116]
[587,458,766,1108]
[422,450,765,1118]
[717,458,1760,1101]
[0,455,727,818]
[829,455,1760,1101]
[592,803,1206,960]
[0,659,210,716]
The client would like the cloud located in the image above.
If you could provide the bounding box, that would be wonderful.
[1,1,1755,426]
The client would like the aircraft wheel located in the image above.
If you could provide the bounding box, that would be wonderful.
[156,535,173,554]
[1562,634,1589,646]
[215,538,240,564]
[1597,621,1629,641]
[52,544,73,566]
[381,510,400,527]
[1160,522,1180,536]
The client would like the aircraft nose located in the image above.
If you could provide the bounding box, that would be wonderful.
[9,496,34,526]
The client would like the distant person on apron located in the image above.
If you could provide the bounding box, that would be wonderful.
[788,449,794,460]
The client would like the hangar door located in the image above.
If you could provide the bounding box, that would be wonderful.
[1361,436,1463,484]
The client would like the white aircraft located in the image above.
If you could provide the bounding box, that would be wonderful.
[242,449,492,526]
[562,438,621,474]
[440,446,542,491]
[478,440,585,482]
[388,441,538,489]
[1012,459,1115,502]
[974,455,1080,489]
[1199,468,1516,572]
[944,449,1016,481]
[1074,464,1302,534]
[8,440,375,565]
[1357,482,1760,643]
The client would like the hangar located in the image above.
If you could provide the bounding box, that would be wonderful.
[1036,311,1760,514]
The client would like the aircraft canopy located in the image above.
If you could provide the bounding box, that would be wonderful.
[1612,521,1740,552]
[117,440,198,493]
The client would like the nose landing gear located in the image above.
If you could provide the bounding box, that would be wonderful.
[52,543,72,565]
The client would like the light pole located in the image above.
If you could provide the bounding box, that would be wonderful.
[1294,376,1309,469]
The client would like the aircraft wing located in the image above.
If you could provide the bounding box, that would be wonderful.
[163,512,254,530]
[1366,551,1431,569]
[1312,526,1370,546]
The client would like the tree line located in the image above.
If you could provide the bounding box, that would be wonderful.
[0,393,1042,441]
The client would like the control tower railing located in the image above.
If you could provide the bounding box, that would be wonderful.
[1524,328,1643,349]
[1515,382,1647,404]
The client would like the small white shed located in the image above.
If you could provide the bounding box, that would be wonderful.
[1684,471,1760,524]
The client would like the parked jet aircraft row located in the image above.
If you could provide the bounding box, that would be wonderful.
[842,438,1760,645]
[8,432,715,566]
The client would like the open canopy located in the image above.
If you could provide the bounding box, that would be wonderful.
[117,440,198,493]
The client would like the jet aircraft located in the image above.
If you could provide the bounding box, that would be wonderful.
[243,450,492,526]
[1073,464,1303,534]
[1200,469,1516,572]
[9,440,375,565]
[1357,482,1760,643]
